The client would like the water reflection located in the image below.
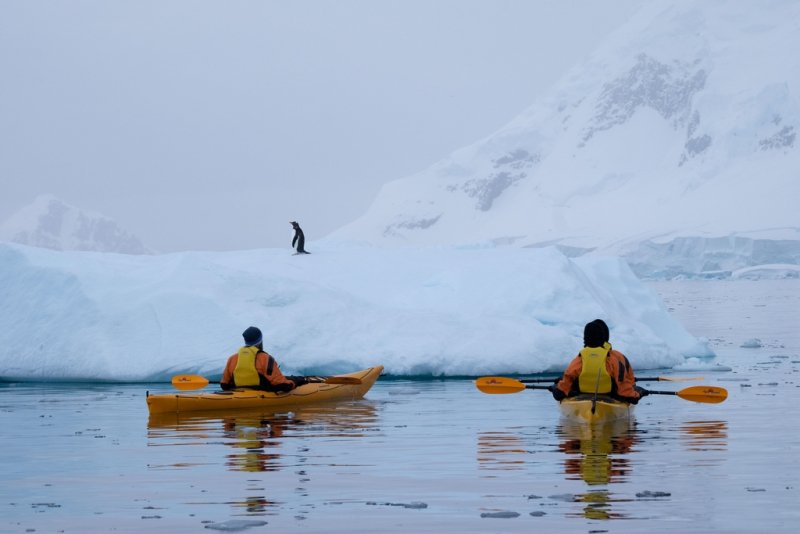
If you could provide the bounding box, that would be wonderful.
[680,420,728,452]
[557,419,638,486]
[222,416,286,472]
[563,490,636,520]
[184,496,283,516]
[554,420,639,521]
[148,401,380,472]
[477,428,527,472]
[147,401,380,517]
[231,496,281,516]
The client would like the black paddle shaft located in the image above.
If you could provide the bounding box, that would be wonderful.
[643,390,678,396]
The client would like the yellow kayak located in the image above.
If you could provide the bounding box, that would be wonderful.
[558,394,634,424]
[146,365,383,414]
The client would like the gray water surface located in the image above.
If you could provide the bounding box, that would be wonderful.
[2,280,799,533]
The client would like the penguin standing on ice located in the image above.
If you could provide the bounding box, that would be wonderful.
[290,221,310,255]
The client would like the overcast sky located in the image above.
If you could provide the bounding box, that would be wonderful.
[0,0,644,253]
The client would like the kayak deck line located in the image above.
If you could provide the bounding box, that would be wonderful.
[558,394,635,424]
[146,365,383,414]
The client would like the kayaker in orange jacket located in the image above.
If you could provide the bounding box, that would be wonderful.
[551,319,649,404]
[220,327,308,392]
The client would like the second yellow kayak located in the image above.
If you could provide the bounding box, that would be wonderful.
[558,394,634,424]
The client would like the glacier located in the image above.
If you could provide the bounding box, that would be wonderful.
[331,0,800,279]
[0,240,711,382]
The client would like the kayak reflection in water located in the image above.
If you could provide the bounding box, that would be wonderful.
[223,416,289,472]
[559,420,639,486]
[559,420,639,520]
[220,327,308,392]
[551,319,648,404]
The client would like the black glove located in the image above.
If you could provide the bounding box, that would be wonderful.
[633,385,650,398]
[549,384,566,401]
[292,376,309,387]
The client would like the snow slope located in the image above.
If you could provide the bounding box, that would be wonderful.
[0,195,151,255]
[331,0,800,278]
[0,240,710,382]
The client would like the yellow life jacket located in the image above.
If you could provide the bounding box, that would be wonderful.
[578,346,613,394]
[233,346,261,387]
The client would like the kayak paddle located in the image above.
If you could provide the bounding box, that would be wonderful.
[519,378,560,384]
[516,376,704,384]
[171,374,362,391]
[636,376,705,382]
[474,377,728,404]
[474,377,546,394]
[646,385,727,404]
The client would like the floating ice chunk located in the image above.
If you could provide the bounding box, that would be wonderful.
[388,387,421,395]
[480,511,519,518]
[672,358,731,372]
[529,511,546,516]
[39,395,106,403]
[741,339,762,348]
[366,501,427,509]
[636,490,671,498]
[204,520,268,531]
[548,494,576,501]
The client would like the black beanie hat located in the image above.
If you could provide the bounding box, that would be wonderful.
[594,319,609,344]
[583,319,608,348]
[242,326,263,346]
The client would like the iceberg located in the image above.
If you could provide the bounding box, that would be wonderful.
[0,240,711,382]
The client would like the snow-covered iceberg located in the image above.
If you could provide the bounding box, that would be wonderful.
[0,241,711,382]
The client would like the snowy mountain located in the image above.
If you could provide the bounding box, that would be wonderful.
[0,195,151,255]
[332,0,800,279]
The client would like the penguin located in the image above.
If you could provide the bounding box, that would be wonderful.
[290,221,310,255]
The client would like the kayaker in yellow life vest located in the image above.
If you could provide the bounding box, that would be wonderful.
[220,327,308,392]
[551,319,649,404]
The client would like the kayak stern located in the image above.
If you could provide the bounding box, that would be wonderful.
[558,395,634,424]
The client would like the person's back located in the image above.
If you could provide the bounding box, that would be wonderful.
[221,326,307,392]
[551,319,646,404]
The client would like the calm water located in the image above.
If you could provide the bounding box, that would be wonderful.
[2,280,799,533]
